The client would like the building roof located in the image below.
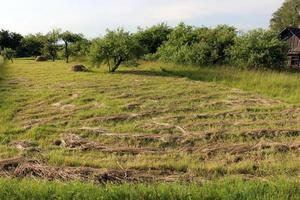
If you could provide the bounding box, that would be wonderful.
[280,27,300,40]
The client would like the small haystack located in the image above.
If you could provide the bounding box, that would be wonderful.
[71,64,88,72]
[35,56,48,62]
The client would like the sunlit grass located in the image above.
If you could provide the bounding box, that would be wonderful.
[1,58,300,198]
[147,61,300,104]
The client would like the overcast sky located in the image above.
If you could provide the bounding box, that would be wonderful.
[1,0,284,37]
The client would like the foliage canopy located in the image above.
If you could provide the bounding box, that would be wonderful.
[270,0,300,32]
[228,29,288,69]
[90,28,142,72]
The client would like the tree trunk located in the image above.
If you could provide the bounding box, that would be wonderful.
[65,42,69,63]
[110,59,123,72]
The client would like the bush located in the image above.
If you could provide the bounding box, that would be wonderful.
[135,23,172,55]
[156,23,236,66]
[1,48,16,63]
[228,29,288,69]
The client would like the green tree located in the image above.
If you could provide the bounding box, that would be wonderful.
[1,48,16,63]
[270,0,300,32]
[0,30,23,51]
[89,28,142,72]
[135,23,172,55]
[229,29,288,69]
[60,31,83,63]
[19,33,46,57]
[69,38,91,59]
[43,29,61,62]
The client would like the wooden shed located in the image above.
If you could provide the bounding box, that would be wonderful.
[280,27,300,68]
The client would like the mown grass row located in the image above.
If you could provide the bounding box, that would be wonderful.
[144,62,300,104]
[0,177,300,200]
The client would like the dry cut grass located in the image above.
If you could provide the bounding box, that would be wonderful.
[0,59,300,184]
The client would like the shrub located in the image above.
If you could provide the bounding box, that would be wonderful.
[1,48,16,63]
[135,23,172,55]
[228,29,288,69]
[156,23,236,66]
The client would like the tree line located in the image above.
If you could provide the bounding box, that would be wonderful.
[0,0,297,71]
[0,28,90,63]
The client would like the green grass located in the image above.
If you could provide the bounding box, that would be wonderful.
[152,62,300,104]
[1,58,300,198]
[1,177,300,200]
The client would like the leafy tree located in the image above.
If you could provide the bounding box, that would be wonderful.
[60,31,83,63]
[0,30,23,51]
[228,29,288,69]
[69,38,91,59]
[89,28,142,72]
[135,23,172,55]
[156,23,198,64]
[270,0,300,32]
[210,25,237,64]
[43,29,60,61]
[1,48,16,63]
[18,33,46,57]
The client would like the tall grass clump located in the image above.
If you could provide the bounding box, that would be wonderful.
[147,62,300,104]
[0,55,4,67]
[0,55,4,79]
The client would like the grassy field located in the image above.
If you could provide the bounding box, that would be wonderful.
[1,58,300,198]
[1,178,300,200]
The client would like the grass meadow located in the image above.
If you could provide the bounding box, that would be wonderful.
[1,58,300,199]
